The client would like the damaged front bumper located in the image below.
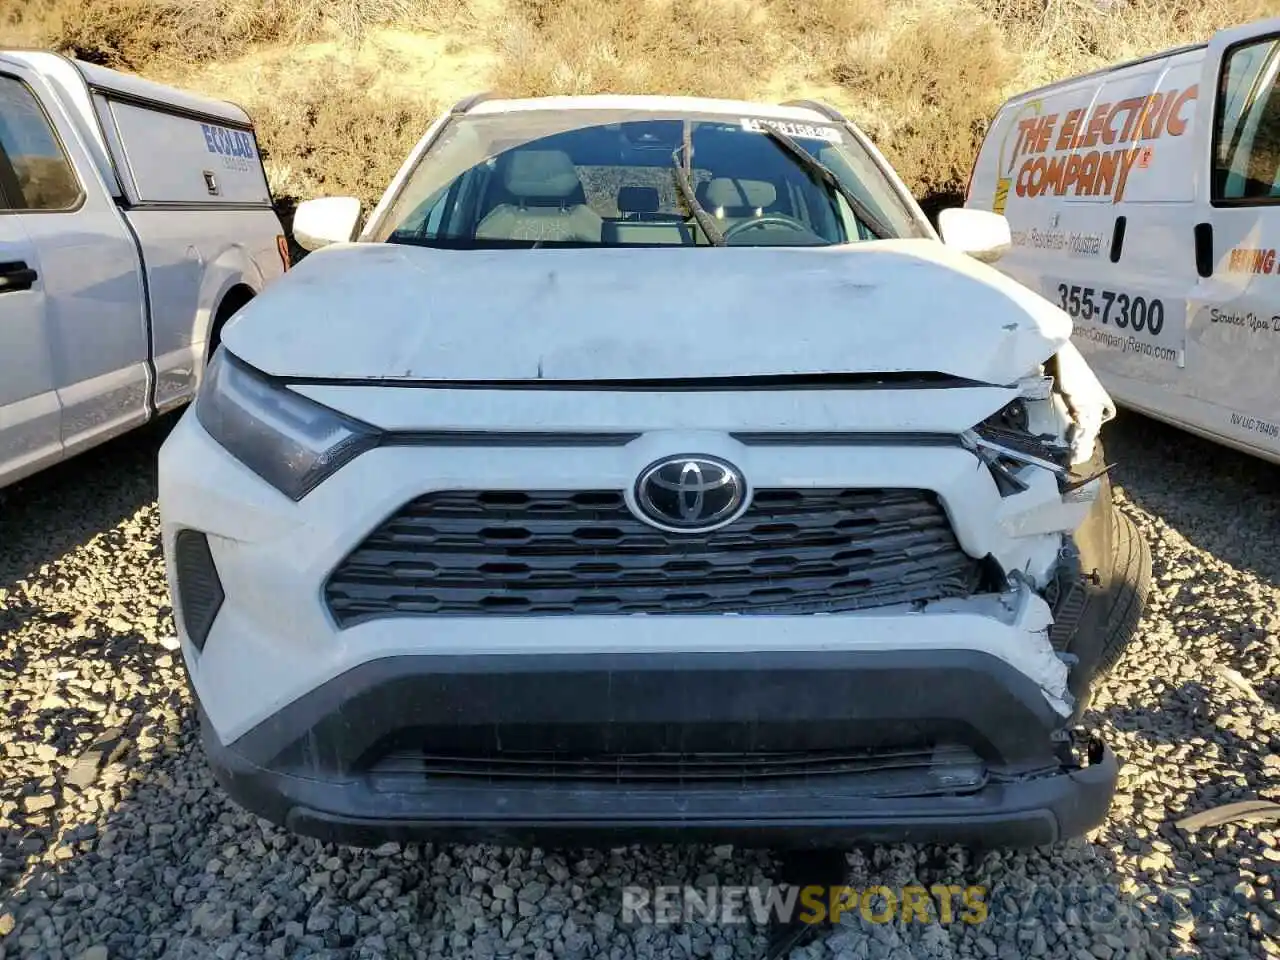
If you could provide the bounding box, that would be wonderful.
[199,642,1117,849]
[194,583,1116,850]
[163,389,1122,848]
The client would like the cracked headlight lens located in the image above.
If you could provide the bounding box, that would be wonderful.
[974,401,1070,468]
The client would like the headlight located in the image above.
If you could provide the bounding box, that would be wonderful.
[974,399,1070,469]
[964,375,1073,497]
[195,350,379,500]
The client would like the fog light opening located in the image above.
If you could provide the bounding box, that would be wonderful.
[174,529,225,652]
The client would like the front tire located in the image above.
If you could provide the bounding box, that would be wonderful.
[1062,440,1152,713]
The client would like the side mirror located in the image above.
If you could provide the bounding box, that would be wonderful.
[292,197,362,252]
[937,208,1012,264]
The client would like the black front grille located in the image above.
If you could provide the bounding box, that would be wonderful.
[325,487,982,623]
[367,744,987,795]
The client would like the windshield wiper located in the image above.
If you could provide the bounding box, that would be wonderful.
[758,127,892,241]
[671,124,726,247]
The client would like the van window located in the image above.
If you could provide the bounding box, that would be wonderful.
[0,75,82,212]
[1214,37,1280,201]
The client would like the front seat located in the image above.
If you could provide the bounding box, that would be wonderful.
[616,185,662,220]
[703,178,779,227]
[475,150,602,243]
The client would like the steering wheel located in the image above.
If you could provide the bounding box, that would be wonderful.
[721,214,820,243]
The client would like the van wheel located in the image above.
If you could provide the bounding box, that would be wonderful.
[1063,440,1152,715]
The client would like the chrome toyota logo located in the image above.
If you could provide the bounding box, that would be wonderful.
[634,455,746,531]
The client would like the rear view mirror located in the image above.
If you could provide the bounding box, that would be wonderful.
[293,197,362,252]
[937,208,1012,264]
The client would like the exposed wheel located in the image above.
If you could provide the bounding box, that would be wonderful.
[208,286,256,362]
[1084,509,1150,679]
[1062,439,1152,714]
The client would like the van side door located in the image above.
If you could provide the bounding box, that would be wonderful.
[3,66,150,461]
[992,56,1202,393]
[1194,26,1280,457]
[0,96,59,488]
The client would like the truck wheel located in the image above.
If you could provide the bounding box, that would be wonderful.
[208,287,256,361]
[1063,440,1152,714]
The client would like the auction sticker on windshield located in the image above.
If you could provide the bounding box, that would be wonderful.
[740,117,844,143]
[1046,277,1187,367]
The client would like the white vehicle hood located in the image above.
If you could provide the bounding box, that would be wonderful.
[222,240,1072,385]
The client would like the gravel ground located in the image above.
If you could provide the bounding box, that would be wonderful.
[3,410,1280,960]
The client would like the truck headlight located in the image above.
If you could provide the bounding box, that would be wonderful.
[195,350,379,500]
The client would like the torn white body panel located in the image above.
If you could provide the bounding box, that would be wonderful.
[1054,340,1117,465]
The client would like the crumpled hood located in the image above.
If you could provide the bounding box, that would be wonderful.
[222,240,1071,385]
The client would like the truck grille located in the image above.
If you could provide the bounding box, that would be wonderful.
[325,488,981,623]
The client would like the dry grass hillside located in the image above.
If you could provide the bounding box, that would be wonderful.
[3,0,1274,214]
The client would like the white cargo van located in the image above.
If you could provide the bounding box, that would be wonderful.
[0,51,287,490]
[966,17,1280,464]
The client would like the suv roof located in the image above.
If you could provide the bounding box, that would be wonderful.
[461,93,839,124]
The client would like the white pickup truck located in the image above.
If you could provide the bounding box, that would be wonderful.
[0,51,287,490]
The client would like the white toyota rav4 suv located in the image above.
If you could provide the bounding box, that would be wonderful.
[159,94,1150,849]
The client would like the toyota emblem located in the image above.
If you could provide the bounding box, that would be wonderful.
[634,455,747,531]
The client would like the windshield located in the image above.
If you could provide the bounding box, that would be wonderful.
[375,109,924,248]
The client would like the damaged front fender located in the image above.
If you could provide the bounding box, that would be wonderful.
[1050,341,1116,466]
[925,580,1073,718]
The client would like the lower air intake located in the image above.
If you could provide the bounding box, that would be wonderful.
[367,745,987,796]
